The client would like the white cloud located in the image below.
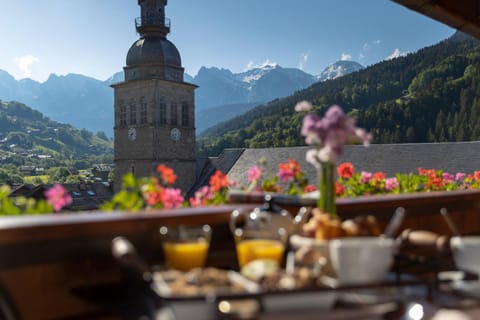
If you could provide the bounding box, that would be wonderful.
[298,53,309,70]
[358,53,365,60]
[340,53,352,61]
[385,48,407,60]
[13,54,39,78]
[362,40,380,53]
[244,59,278,71]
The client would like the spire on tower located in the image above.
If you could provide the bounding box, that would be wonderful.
[135,0,170,37]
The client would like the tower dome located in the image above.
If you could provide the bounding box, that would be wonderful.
[123,0,184,82]
[126,37,181,67]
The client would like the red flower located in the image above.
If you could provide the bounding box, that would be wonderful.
[209,170,229,192]
[372,172,385,181]
[431,177,444,188]
[418,168,436,178]
[157,164,177,185]
[277,159,302,182]
[304,184,317,193]
[335,182,345,196]
[145,189,163,206]
[337,162,354,179]
[474,171,480,183]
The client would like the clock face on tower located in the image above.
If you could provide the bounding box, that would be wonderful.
[128,127,137,141]
[170,128,181,141]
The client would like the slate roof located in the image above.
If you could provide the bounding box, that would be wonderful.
[224,142,480,187]
[9,182,114,212]
[188,149,244,197]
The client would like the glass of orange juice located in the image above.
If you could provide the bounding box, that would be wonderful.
[160,224,211,271]
[233,228,287,268]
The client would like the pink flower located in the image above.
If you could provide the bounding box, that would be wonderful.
[455,172,466,182]
[247,165,264,183]
[360,171,372,184]
[385,177,399,191]
[442,172,454,184]
[277,168,294,183]
[161,188,184,209]
[189,186,212,207]
[44,184,72,212]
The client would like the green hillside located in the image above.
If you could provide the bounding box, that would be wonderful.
[198,32,480,156]
[0,100,113,167]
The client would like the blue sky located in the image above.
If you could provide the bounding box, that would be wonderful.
[0,0,454,82]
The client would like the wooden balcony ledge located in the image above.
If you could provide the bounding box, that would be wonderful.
[1,189,480,319]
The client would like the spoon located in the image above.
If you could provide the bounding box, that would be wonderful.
[383,207,406,238]
[440,207,462,237]
[111,236,152,282]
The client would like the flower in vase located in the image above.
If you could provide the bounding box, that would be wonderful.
[299,104,372,166]
[296,102,372,214]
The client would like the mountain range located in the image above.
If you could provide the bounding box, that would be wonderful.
[0,61,363,136]
[197,32,480,156]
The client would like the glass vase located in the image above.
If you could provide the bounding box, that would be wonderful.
[317,161,336,216]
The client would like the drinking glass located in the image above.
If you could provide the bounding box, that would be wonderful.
[233,228,287,268]
[160,224,212,271]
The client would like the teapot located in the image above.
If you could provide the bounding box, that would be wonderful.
[229,194,310,237]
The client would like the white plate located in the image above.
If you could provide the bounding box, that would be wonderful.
[450,280,480,297]
[289,234,329,249]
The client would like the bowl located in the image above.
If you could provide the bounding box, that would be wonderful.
[289,235,334,277]
[329,237,397,285]
[289,235,330,259]
[451,236,480,276]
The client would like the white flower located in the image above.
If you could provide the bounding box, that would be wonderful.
[305,146,337,168]
[355,128,373,146]
[306,149,322,169]
[295,100,313,112]
[318,145,337,163]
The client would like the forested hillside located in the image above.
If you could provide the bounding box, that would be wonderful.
[198,32,480,156]
[0,100,113,167]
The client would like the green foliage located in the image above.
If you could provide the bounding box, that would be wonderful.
[47,167,71,183]
[0,100,114,184]
[0,100,113,162]
[100,173,147,212]
[337,164,480,197]
[0,185,53,215]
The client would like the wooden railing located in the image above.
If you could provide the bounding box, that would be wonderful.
[1,190,480,319]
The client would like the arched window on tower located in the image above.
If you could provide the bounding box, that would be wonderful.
[140,97,148,124]
[171,103,177,125]
[130,99,137,125]
[181,102,189,126]
[159,97,166,124]
[119,101,127,127]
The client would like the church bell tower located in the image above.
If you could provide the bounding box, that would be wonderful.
[113,0,197,192]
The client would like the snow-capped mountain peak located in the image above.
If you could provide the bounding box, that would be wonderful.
[239,62,279,84]
[317,60,364,81]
